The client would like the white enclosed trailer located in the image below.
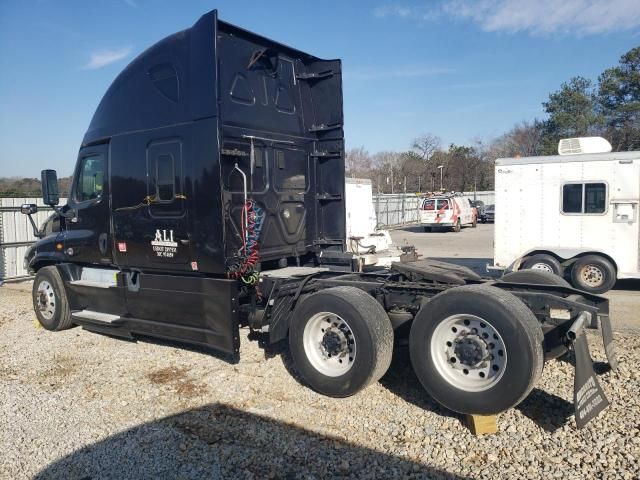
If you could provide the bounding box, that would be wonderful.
[492,143,640,293]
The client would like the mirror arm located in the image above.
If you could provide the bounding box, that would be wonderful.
[25,214,44,239]
[51,204,75,219]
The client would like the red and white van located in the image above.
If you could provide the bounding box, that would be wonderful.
[419,194,477,232]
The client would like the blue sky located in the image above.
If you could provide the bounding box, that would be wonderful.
[0,0,638,177]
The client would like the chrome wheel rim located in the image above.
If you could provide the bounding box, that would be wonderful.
[580,264,604,287]
[530,262,553,273]
[303,312,356,377]
[430,314,507,392]
[36,280,56,320]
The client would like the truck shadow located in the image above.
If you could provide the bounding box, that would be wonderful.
[266,339,577,434]
[515,389,574,432]
[33,403,469,480]
[382,347,578,434]
[379,346,461,421]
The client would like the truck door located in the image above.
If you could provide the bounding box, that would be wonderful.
[111,138,191,270]
[64,144,112,266]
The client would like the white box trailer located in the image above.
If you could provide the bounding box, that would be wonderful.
[493,143,640,293]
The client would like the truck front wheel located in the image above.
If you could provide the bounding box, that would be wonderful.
[289,286,393,397]
[32,266,73,331]
[409,285,543,414]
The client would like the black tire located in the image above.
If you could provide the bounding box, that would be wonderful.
[500,269,571,288]
[289,286,393,398]
[521,253,563,276]
[423,226,432,232]
[480,218,486,224]
[570,255,617,294]
[452,219,461,233]
[409,284,544,415]
[32,266,73,331]
[471,216,477,228]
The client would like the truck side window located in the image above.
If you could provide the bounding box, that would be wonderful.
[75,156,104,202]
[156,154,175,201]
[562,182,606,214]
[147,139,184,217]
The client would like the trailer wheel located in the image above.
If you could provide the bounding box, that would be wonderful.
[570,255,616,294]
[500,269,571,288]
[289,286,393,397]
[452,219,461,233]
[409,285,543,414]
[521,254,563,276]
[32,266,73,331]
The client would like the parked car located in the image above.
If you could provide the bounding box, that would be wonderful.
[470,199,485,213]
[420,193,476,232]
[482,204,495,223]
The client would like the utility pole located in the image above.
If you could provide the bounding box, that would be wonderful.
[390,167,394,194]
[438,165,444,191]
[418,175,422,193]
[402,176,406,223]
[376,174,381,227]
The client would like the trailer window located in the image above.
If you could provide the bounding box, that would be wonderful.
[75,156,104,202]
[562,183,606,214]
[585,183,606,213]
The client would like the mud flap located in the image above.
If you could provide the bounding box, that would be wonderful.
[599,315,618,370]
[572,330,610,428]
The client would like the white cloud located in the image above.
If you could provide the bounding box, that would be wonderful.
[373,5,439,21]
[374,0,640,35]
[345,65,453,81]
[83,47,132,70]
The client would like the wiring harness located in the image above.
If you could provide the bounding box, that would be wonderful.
[228,200,265,284]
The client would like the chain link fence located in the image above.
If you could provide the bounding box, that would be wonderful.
[373,191,495,228]
[0,198,65,281]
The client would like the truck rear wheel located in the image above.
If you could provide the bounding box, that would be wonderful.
[409,285,543,414]
[289,286,393,397]
[452,219,461,233]
[32,266,73,331]
[570,255,616,294]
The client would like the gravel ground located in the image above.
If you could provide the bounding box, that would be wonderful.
[1,282,639,480]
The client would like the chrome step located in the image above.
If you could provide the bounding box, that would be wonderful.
[69,280,113,289]
[72,310,121,324]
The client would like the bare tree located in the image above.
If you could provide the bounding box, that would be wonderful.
[412,133,441,163]
[489,120,545,158]
[345,147,372,178]
[372,151,402,193]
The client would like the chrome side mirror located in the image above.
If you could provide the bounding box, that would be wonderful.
[20,203,38,215]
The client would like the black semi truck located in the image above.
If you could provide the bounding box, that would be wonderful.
[21,10,616,426]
